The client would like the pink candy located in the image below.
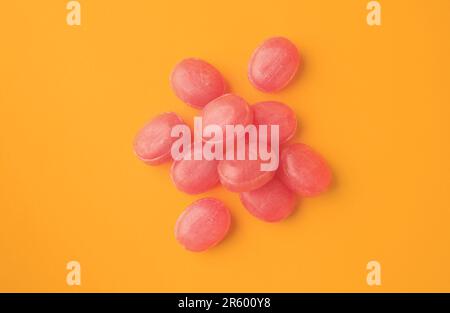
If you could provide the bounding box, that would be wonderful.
[248,37,301,93]
[252,101,297,144]
[175,198,231,252]
[133,112,185,165]
[240,178,297,222]
[170,58,226,109]
[278,143,332,197]
[170,145,219,194]
[218,144,276,193]
[134,37,333,252]
[201,93,253,142]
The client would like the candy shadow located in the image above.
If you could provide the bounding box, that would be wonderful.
[220,196,239,246]
[284,197,303,222]
[278,54,308,95]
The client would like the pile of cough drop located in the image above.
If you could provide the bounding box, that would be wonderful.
[134,37,332,252]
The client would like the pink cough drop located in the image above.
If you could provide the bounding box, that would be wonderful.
[133,112,185,165]
[277,143,332,197]
[175,198,231,252]
[248,37,301,93]
[252,101,297,144]
[201,94,253,143]
[170,145,220,194]
[218,144,276,193]
[170,58,226,109]
[240,178,297,222]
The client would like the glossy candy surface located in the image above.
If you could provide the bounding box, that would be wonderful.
[170,145,219,194]
[240,178,297,222]
[170,58,226,109]
[175,198,231,252]
[252,101,297,144]
[248,37,300,93]
[278,143,332,196]
[135,37,333,252]
[201,94,253,142]
[218,144,276,192]
[133,112,185,165]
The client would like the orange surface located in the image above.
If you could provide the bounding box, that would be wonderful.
[1,0,450,292]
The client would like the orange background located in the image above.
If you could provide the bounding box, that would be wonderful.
[1,0,450,292]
